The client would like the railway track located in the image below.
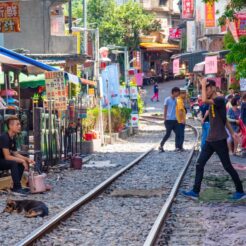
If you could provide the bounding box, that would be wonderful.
[16,117,199,246]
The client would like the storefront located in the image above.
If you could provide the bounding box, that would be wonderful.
[140,42,180,83]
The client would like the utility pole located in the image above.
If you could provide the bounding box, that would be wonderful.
[68,0,72,34]
[94,28,105,145]
[83,0,87,54]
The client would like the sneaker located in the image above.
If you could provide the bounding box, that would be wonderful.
[22,187,30,192]
[175,148,181,152]
[181,190,199,200]
[230,192,246,201]
[158,146,165,152]
[11,188,29,196]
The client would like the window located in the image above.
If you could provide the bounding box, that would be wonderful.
[159,0,167,6]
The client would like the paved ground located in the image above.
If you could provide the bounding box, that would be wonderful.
[143,79,185,114]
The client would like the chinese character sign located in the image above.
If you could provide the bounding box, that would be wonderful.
[205,2,215,28]
[133,51,141,69]
[205,56,217,74]
[182,0,194,19]
[186,21,196,52]
[169,28,181,39]
[45,71,67,110]
[0,2,20,32]
[173,59,180,74]
[236,13,246,37]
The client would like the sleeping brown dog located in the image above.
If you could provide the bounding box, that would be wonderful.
[3,199,49,218]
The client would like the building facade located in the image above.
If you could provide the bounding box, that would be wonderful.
[0,0,77,54]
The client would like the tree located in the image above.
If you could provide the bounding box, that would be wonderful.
[64,0,160,49]
[97,1,160,49]
[224,35,246,79]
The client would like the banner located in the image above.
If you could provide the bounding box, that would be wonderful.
[236,13,246,37]
[0,2,20,32]
[169,28,181,39]
[173,59,180,74]
[205,56,217,74]
[186,21,196,52]
[205,2,215,28]
[181,0,194,20]
[101,64,120,106]
[133,51,141,69]
[227,20,239,43]
[45,71,67,110]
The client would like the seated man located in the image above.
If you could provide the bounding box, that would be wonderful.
[0,116,34,195]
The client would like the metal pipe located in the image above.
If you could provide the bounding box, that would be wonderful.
[68,0,72,34]
[95,28,104,145]
[83,0,87,54]
[106,78,112,144]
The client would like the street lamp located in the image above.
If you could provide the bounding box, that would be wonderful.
[72,26,105,146]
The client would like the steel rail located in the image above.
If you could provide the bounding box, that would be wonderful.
[143,123,199,246]
[16,145,156,246]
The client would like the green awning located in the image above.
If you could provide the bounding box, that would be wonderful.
[0,72,45,89]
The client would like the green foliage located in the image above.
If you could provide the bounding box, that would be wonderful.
[82,107,99,134]
[70,83,81,97]
[66,0,160,49]
[137,94,144,114]
[223,32,236,49]
[83,106,132,133]
[226,36,246,79]
[228,83,240,92]
[100,1,160,49]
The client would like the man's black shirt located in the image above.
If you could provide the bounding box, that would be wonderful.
[0,132,17,159]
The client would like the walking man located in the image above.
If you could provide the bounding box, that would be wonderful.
[159,87,180,152]
[0,116,34,195]
[151,82,159,102]
[182,79,245,200]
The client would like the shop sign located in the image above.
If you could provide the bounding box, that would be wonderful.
[181,0,194,20]
[0,2,20,32]
[205,56,217,74]
[186,21,196,52]
[240,78,246,91]
[88,88,95,95]
[45,71,67,111]
[205,2,215,28]
[133,51,141,69]
[131,113,139,127]
[169,28,181,39]
[130,86,138,100]
[135,73,143,86]
[173,59,180,74]
[236,13,246,37]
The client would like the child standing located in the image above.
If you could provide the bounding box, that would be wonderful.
[151,82,159,102]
